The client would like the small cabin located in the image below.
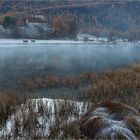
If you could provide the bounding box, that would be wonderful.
[0,24,5,32]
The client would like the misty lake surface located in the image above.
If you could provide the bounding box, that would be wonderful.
[0,39,140,97]
[0,39,140,73]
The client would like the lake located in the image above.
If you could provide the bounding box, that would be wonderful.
[0,39,140,97]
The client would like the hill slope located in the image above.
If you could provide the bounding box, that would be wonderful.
[0,0,140,38]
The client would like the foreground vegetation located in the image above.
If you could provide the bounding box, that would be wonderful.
[20,64,140,110]
[0,64,140,139]
[0,93,90,139]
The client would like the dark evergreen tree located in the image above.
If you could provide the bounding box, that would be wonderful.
[2,16,17,29]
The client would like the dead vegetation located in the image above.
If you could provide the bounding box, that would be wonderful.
[79,101,140,139]
[19,72,96,89]
[0,96,90,139]
[81,66,140,110]
[0,64,140,139]
[19,64,140,110]
[0,92,27,127]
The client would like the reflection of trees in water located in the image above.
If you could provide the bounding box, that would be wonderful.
[0,45,140,90]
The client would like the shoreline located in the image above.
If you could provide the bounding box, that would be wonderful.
[0,38,137,45]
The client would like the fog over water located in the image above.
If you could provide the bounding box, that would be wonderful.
[0,40,140,74]
[0,39,140,91]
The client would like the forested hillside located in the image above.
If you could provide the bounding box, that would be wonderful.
[0,0,140,39]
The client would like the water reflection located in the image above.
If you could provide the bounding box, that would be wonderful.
[0,40,140,94]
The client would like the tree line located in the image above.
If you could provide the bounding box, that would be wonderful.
[1,16,78,39]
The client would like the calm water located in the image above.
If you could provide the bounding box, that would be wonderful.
[0,39,140,97]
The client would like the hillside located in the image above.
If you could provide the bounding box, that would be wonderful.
[0,0,140,39]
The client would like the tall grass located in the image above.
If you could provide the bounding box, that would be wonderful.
[81,67,140,110]
[20,64,140,110]
[0,64,140,139]
[0,96,90,139]
[0,92,27,127]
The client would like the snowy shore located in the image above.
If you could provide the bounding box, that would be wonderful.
[0,38,137,46]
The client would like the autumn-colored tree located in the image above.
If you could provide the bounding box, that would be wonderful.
[93,28,100,41]
[53,17,65,32]
[66,19,78,39]
[108,29,116,41]
[127,28,140,42]
[52,16,78,39]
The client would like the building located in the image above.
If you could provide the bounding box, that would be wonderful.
[25,17,54,38]
[34,14,45,20]
[0,24,5,33]
[26,17,54,31]
[26,17,47,29]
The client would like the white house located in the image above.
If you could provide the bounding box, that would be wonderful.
[0,24,5,33]
[34,14,45,20]
[26,17,54,35]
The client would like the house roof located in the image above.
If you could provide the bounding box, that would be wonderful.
[27,17,47,23]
